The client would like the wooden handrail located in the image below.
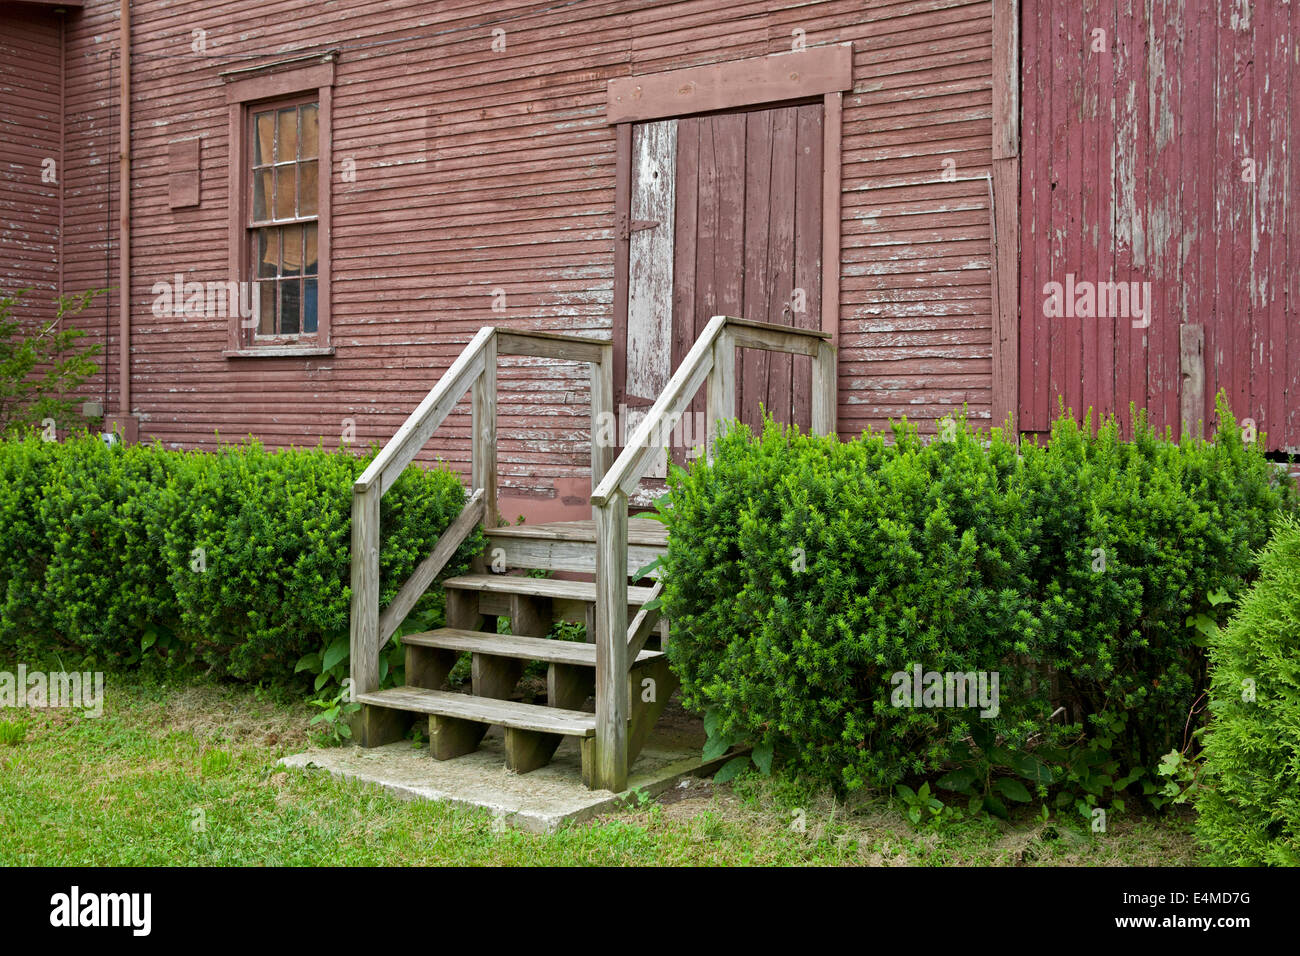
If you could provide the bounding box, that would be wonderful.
[350,324,614,700]
[355,326,495,496]
[588,314,837,792]
[497,329,611,364]
[626,577,663,659]
[591,314,727,506]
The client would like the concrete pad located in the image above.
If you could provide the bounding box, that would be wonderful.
[280,726,731,833]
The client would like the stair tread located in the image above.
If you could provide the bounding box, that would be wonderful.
[484,519,668,547]
[403,628,662,665]
[356,686,597,737]
[444,573,659,603]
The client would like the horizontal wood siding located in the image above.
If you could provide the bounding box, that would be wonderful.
[48,0,995,505]
[0,5,61,333]
[61,3,117,419]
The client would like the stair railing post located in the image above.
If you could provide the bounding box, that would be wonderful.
[706,325,736,463]
[593,495,629,792]
[472,332,498,531]
[590,348,615,492]
[811,337,837,436]
[349,482,381,697]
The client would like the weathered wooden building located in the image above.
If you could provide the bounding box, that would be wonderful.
[2,0,1297,523]
[3,0,1298,793]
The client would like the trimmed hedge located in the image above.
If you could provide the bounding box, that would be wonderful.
[1195,514,1300,865]
[659,399,1293,798]
[0,434,482,686]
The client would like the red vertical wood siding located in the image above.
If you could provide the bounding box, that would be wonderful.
[13,1,998,510]
[1021,0,1299,451]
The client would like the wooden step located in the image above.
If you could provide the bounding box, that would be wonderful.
[483,519,667,575]
[403,628,663,666]
[356,686,597,737]
[444,573,658,602]
[444,573,667,637]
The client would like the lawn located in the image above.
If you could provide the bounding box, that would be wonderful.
[0,677,1201,866]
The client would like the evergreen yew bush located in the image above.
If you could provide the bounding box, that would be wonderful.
[1195,514,1300,864]
[659,399,1291,798]
[0,434,480,685]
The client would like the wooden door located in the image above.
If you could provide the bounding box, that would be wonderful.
[615,102,824,473]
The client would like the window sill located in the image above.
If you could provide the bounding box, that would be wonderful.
[223,346,334,359]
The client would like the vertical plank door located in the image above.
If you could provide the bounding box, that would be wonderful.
[618,100,824,474]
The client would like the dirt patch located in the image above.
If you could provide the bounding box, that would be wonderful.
[157,686,313,749]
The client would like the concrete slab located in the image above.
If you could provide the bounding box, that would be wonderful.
[280,726,729,833]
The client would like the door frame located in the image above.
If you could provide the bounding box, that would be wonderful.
[605,45,851,425]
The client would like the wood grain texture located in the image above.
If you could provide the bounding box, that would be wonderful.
[403,628,663,667]
[485,518,668,546]
[167,138,200,209]
[356,687,597,737]
[0,5,60,337]
[626,119,677,402]
[1180,323,1205,440]
[1019,0,1297,449]
[482,534,665,577]
[592,498,629,791]
[625,578,664,660]
[348,484,381,695]
[707,327,737,458]
[607,43,852,123]
[472,330,498,526]
[443,573,658,605]
[44,0,1021,485]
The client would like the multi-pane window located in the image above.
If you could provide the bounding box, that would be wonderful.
[249,100,319,337]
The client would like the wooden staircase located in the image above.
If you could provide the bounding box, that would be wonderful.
[353,518,676,786]
[348,318,836,792]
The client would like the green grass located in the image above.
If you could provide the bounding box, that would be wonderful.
[0,677,1200,866]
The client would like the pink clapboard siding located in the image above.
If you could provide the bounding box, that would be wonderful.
[10,0,1000,514]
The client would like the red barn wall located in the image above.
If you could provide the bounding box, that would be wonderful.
[1020,0,1299,451]
[0,3,62,333]
[44,0,997,514]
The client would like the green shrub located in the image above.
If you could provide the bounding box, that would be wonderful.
[661,415,1049,792]
[1195,514,1300,865]
[659,397,1291,802]
[1017,400,1285,773]
[0,434,482,686]
[0,289,104,435]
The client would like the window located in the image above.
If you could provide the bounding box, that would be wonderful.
[249,99,320,337]
[223,57,333,357]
